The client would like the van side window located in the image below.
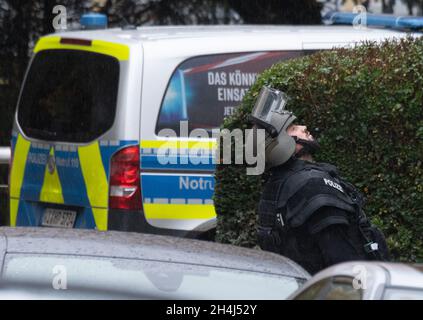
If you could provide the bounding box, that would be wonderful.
[155,51,304,136]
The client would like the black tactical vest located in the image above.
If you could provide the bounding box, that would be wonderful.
[257,158,390,273]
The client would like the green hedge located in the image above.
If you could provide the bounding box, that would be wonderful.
[214,37,423,263]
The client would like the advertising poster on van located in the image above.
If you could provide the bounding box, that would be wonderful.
[156,51,303,133]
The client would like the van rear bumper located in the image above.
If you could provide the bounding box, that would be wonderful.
[107,209,215,240]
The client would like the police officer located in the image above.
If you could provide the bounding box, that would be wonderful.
[248,86,390,275]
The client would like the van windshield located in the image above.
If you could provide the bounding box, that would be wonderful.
[17,49,120,143]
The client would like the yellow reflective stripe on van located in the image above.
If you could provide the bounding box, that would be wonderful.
[39,148,64,204]
[9,134,31,199]
[78,142,108,209]
[10,199,19,227]
[9,134,31,227]
[140,140,216,150]
[79,142,109,230]
[143,203,216,220]
[92,208,108,231]
[34,36,130,61]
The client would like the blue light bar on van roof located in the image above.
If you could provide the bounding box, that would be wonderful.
[323,11,423,30]
[80,13,108,30]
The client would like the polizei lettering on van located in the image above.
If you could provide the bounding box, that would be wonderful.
[179,176,213,191]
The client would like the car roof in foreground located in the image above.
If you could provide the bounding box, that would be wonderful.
[380,262,423,288]
[0,227,309,279]
[299,261,423,289]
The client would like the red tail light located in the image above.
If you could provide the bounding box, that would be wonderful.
[109,145,142,210]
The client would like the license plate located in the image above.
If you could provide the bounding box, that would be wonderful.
[42,208,77,228]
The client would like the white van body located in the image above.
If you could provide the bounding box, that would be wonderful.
[9,25,420,237]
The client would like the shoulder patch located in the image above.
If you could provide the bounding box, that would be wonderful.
[323,178,344,193]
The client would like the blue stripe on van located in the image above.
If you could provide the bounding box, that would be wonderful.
[54,148,90,207]
[20,144,50,202]
[141,154,216,171]
[141,174,214,201]
[74,207,96,229]
[16,200,42,226]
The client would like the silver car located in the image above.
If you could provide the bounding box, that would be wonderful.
[290,261,423,300]
[0,227,309,299]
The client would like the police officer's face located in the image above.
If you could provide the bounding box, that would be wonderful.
[287,125,315,157]
[287,125,314,141]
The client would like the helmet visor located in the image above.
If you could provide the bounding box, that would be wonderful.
[251,86,289,124]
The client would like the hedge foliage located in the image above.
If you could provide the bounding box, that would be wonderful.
[214,37,423,263]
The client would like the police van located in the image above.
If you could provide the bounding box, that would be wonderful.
[9,13,422,237]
